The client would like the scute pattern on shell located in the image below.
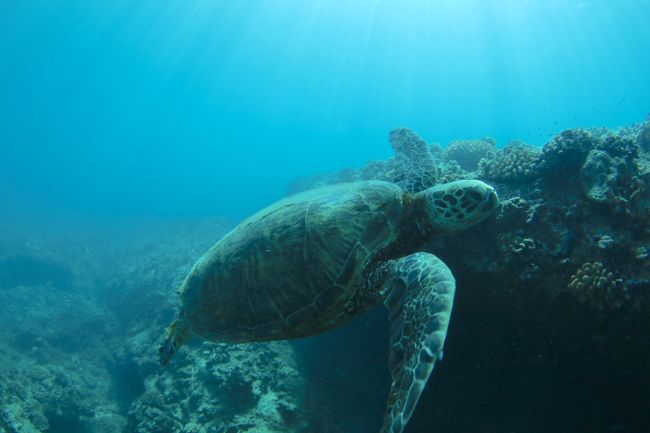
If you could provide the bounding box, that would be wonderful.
[180,181,405,342]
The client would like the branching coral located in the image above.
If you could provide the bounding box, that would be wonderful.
[478,143,540,183]
[538,129,597,178]
[567,262,628,312]
[443,137,496,171]
[597,134,639,160]
[497,196,535,226]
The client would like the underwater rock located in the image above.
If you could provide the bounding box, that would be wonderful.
[0,220,235,433]
[597,134,640,160]
[579,136,645,214]
[580,149,625,203]
[0,284,113,355]
[537,129,598,181]
[55,218,310,433]
[296,123,650,321]
[126,342,305,433]
[286,122,649,322]
[0,268,127,433]
[637,115,650,153]
[497,196,535,226]
[0,353,126,433]
[443,137,496,171]
[1,120,649,433]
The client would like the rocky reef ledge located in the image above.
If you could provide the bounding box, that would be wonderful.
[0,220,306,433]
[290,116,650,432]
[1,118,649,433]
[292,117,650,318]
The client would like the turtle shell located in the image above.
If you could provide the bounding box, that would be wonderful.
[179,180,405,343]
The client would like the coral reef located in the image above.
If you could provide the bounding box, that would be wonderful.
[478,141,540,183]
[443,137,496,171]
[282,120,649,432]
[567,262,628,312]
[537,128,598,180]
[359,159,394,182]
[126,342,305,433]
[1,119,649,433]
[0,219,307,433]
[111,220,307,433]
[638,115,650,153]
[0,285,126,433]
[291,123,650,317]
[577,134,646,218]
[580,148,640,206]
[0,353,126,433]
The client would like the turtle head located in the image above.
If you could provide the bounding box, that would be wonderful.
[414,180,499,234]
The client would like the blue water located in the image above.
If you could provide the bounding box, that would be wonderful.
[1,0,649,220]
[1,3,649,433]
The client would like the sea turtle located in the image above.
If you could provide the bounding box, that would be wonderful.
[159,128,499,433]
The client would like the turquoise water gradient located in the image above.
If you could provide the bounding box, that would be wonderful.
[1,0,649,220]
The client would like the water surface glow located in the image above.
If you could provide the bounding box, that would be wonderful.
[0,0,648,220]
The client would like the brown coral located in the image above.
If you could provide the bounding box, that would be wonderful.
[537,129,597,178]
[567,262,628,312]
[478,143,540,183]
[444,137,496,171]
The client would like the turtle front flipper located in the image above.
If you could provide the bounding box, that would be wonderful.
[159,317,193,367]
[378,252,456,433]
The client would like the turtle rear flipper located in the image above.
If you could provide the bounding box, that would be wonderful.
[159,318,193,367]
[389,128,438,192]
[379,252,456,433]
